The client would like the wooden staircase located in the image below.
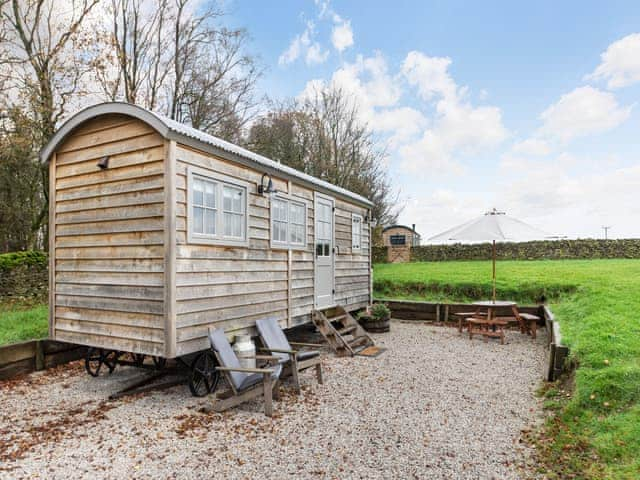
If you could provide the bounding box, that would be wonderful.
[312,306,375,357]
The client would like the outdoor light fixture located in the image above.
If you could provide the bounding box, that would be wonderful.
[258,173,278,197]
[97,156,110,170]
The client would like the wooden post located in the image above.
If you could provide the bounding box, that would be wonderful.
[287,249,293,327]
[492,240,496,302]
[164,140,177,358]
[48,154,56,339]
[35,340,45,371]
[287,180,293,327]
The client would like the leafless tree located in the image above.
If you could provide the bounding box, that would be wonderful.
[0,0,99,249]
[175,26,260,141]
[107,0,169,106]
[247,88,401,225]
[98,0,260,141]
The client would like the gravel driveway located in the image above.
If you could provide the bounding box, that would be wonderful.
[0,322,546,479]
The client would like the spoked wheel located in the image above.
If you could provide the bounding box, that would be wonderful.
[132,353,146,367]
[85,348,119,377]
[188,351,219,397]
[152,356,167,370]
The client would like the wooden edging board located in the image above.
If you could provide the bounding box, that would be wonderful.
[375,298,569,381]
[0,339,86,381]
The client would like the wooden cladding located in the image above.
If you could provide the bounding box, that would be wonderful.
[48,113,372,359]
[52,117,166,356]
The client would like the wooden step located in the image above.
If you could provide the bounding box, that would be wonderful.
[312,306,375,357]
[337,325,357,336]
[348,336,369,348]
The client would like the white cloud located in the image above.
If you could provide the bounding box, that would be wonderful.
[398,51,508,174]
[280,1,353,66]
[299,52,401,120]
[586,33,640,89]
[511,138,551,156]
[372,107,428,145]
[306,42,329,65]
[538,86,632,142]
[331,19,354,52]
[402,52,457,101]
[279,22,314,65]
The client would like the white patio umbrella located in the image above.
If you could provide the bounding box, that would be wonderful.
[427,209,553,302]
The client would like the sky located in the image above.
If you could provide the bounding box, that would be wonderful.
[224,0,640,240]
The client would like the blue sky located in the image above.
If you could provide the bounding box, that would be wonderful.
[226,0,640,239]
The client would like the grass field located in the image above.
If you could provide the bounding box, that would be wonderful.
[0,302,48,345]
[374,259,640,479]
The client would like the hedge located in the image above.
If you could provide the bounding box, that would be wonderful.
[373,239,640,263]
[0,251,48,302]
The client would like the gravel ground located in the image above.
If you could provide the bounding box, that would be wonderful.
[0,322,546,479]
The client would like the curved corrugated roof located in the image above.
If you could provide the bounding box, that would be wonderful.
[40,102,373,207]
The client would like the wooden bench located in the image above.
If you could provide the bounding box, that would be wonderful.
[467,318,507,345]
[518,313,540,339]
[453,311,487,333]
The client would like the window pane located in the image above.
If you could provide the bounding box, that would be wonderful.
[233,214,242,237]
[323,243,330,256]
[194,179,204,206]
[291,224,304,244]
[274,199,287,221]
[316,243,323,256]
[194,207,204,234]
[224,186,243,213]
[290,203,304,224]
[205,209,216,235]
[205,182,216,208]
[223,213,244,238]
[276,221,287,242]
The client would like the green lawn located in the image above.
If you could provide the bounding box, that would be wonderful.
[374,259,640,480]
[0,302,48,345]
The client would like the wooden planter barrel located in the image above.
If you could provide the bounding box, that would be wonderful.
[358,315,390,333]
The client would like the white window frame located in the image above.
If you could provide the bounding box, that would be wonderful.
[187,165,249,247]
[351,213,363,252]
[270,194,308,250]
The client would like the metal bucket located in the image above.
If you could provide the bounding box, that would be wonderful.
[232,334,256,369]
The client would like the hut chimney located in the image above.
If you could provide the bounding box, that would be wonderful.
[412,223,416,232]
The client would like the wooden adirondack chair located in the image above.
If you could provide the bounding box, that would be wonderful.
[255,317,323,393]
[208,328,282,417]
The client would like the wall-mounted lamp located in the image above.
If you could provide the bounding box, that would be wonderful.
[258,173,278,197]
[97,156,110,170]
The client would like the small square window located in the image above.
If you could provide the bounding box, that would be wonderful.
[271,196,307,249]
[187,167,248,247]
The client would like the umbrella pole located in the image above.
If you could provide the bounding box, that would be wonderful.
[492,240,496,303]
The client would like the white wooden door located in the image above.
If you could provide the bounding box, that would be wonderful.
[314,193,334,308]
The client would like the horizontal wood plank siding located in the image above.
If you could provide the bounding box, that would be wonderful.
[174,146,320,355]
[333,198,370,311]
[52,117,165,356]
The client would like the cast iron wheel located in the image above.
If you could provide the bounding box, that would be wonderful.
[188,351,219,397]
[103,350,119,374]
[152,356,167,370]
[133,353,146,367]
[85,347,104,377]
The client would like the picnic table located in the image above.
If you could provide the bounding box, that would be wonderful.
[460,300,538,344]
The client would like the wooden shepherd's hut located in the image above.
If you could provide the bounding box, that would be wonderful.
[41,103,373,361]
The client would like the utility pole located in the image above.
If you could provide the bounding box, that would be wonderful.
[602,226,612,240]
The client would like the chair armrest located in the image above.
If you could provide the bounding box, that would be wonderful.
[244,355,281,364]
[289,342,323,348]
[216,366,274,374]
[258,347,298,355]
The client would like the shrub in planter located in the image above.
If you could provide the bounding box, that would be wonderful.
[358,303,391,333]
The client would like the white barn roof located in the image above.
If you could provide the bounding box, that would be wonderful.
[41,102,373,208]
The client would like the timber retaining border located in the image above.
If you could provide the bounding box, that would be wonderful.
[376,298,569,381]
[0,340,86,381]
